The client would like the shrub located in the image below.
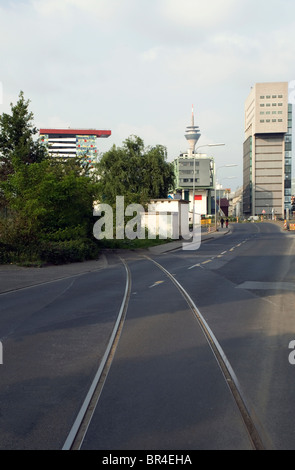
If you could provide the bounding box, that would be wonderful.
[38,239,100,265]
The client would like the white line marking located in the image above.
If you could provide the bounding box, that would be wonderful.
[188,264,202,270]
[149,281,165,289]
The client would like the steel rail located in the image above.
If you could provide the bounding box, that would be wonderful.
[62,257,131,450]
[145,255,269,450]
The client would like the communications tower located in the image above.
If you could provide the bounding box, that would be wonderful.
[184,105,201,156]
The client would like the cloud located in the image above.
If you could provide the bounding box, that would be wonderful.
[159,0,239,29]
[1,0,295,191]
[30,0,121,20]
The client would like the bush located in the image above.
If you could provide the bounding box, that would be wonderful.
[0,241,17,264]
[39,239,100,265]
[0,237,100,266]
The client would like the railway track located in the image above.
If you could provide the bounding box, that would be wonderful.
[62,253,269,451]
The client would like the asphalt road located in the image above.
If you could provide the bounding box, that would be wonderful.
[1,222,295,450]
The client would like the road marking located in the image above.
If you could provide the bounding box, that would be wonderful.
[236,281,295,292]
[149,281,165,289]
[187,238,249,271]
[146,255,267,450]
[188,263,202,270]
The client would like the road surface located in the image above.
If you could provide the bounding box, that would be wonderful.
[0,222,295,450]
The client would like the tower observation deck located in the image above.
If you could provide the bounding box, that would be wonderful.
[184,105,201,156]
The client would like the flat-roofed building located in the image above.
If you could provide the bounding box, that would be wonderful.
[243,82,292,218]
[39,128,111,166]
[172,108,214,217]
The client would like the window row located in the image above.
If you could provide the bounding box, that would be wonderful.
[260,103,283,107]
[260,119,283,123]
[260,95,283,99]
[260,111,283,115]
[180,170,199,175]
[179,161,199,167]
[180,179,200,183]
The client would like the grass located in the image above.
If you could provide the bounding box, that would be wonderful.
[98,236,173,250]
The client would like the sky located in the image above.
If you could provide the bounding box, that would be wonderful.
[1,0,295,190]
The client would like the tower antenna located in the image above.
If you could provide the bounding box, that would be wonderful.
[185,105,201,156]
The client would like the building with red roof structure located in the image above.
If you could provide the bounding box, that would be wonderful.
[39,128,111,165]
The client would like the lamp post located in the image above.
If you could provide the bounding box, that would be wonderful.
[214,165,237,231]
[192,143,225,229]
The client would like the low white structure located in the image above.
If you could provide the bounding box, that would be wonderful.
[142,199,191,239]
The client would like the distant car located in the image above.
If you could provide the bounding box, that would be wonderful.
[248,216,259,221]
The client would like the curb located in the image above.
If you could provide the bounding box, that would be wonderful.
[148,228,231,255]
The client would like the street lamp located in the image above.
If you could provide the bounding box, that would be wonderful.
[214,164,238,231]
[192,143,225,228]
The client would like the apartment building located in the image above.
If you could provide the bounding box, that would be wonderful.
[243,82,292,218]
[39,128,111,164]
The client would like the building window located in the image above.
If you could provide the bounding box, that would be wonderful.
[272,95,277,98]
[260,96,265,99]
[266,95,271,99]
[278,95,283,98]
[260,120,265,123]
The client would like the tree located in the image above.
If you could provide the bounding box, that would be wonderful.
[1,157,97,242]
[0,91,100,263]
[0,90,47,181]
[95,135,175,207]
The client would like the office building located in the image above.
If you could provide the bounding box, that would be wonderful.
[243,82,292,218]
[39,128,111,165]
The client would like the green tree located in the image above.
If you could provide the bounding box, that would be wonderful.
[96,135,175,206]
[1,157,97,242]
[0,91,47,180]
[0,91,100,264]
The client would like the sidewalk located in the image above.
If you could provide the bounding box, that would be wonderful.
[148,227,230,255]
[0,228,230,294]
[0,254,108,294]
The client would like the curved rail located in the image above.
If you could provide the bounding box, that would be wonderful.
[145,255,268,450]
[62,257,131,450]
[63,252,269,450]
